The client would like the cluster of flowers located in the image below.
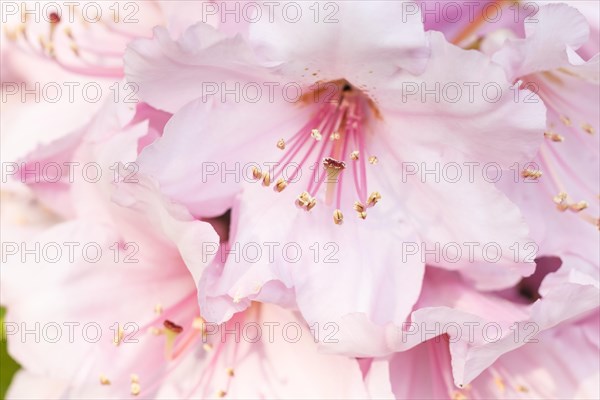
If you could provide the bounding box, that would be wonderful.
[1,1,598,398]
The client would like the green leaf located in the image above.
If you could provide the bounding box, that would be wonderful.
[1,307,20,400]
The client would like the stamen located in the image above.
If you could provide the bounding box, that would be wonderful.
[226,368,235,377]
[113,326,124,346]
[130,374,141,396]
[451,0,512,45]
[368,156,379,165]
[367,192,382,207]
[333,209,344,225]
[99,375,110,385]
[544,131,564,142]
[553,192,569,211]
[274,178,288,192]
[295,191,317,211]
[521,169,542,179]
[131,383,141,396]
[4,26,18,41]
[70,43,80,57]
[451,392,467,400]
[277,139,286,150]
[149,327,161,335]
[38,35,55,57]
[252,167,262,180]
[192,317,205,332]
[582,123,595,135]
[311,129,322,141]
[350,151,359,160]
[494,377,505,393]
[353,201,367,219]
[569,201,588,212]
[515,385,529,393]
[559,115,571,126]
[261,172,271,187]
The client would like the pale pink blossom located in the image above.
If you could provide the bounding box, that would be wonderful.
[0,1,216,165]
[2,102,367,399]
[125,1,546,354]
[488,4,600,262]
[353,252,599,398]
[365,312,599,399]
[2,2,598,398]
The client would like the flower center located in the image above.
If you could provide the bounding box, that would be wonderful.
[253,80,381,225]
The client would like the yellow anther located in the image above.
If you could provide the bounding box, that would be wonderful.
[311,129,322,141]
[149,327,161,335]
[582,123,595,135]
[113,327,124,346]
[333,209,344,225]
[252,167,262,180]
[494,377,505,392]
[192,317,205,331]
[367,191,382,207]
[296,191,316,211]
[262,172,271,187]
[451,392,468,400]
[3,26,17,41]
[553,192,569,211]
[131,382,141,396]
[515,385,529,393]
[274,178,288,192]
[544,131,564,142]
[560,115,571,126]
[70,43,79,57]
[296,191,310,208]
[521,169,542,180]
[570,201,588,212]
[353,202,366,213]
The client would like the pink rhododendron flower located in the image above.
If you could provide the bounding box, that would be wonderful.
[490,4,600,262]
[2,101,368,399]
[365,312,599,399]
[0,0,218,166]
[124,0,546,354]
